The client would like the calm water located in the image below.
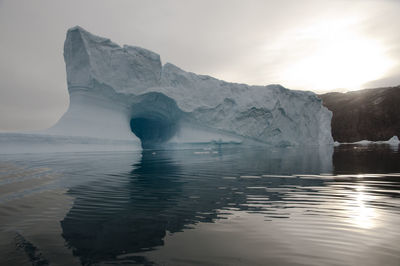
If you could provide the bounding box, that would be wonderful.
[0,144,399,265]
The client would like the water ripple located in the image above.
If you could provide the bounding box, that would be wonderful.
[0,146,399,265]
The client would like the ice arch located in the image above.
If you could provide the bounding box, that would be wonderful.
[129,92,183,149]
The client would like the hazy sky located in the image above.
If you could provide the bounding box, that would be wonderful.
[1,0,399,131]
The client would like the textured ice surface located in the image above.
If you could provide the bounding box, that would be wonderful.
[48,26,333,148]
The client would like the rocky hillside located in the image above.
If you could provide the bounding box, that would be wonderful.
[319,86,400,142]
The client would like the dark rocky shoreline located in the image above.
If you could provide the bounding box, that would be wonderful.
[319,85,400,142]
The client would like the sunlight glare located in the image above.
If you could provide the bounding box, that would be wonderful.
[348,185,377,229]
[280,19,395,92]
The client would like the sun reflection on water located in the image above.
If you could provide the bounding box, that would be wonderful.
[348,184,377,229]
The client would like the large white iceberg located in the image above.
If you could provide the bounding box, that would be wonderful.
[48,26,333,148]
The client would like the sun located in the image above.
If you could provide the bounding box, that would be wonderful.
[279,19,395,92]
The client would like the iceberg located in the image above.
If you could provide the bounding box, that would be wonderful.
[47,26,333,148]
[336,136,400,146]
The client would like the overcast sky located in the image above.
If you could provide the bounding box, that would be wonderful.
[1,0,399,131]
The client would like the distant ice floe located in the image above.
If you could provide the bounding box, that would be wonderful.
[335,136,400,146]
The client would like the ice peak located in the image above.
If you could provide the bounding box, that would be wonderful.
[162,62,184,73]
[66,25,120,48]
[64,26,162,93]
[123,45,161,63]
[67,25,86,33]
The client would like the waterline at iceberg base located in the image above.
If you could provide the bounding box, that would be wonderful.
[43,26,333,150]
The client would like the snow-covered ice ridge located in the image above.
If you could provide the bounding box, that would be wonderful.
[48,26,333,148]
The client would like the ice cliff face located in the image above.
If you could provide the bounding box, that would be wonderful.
[49,26,333,148]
